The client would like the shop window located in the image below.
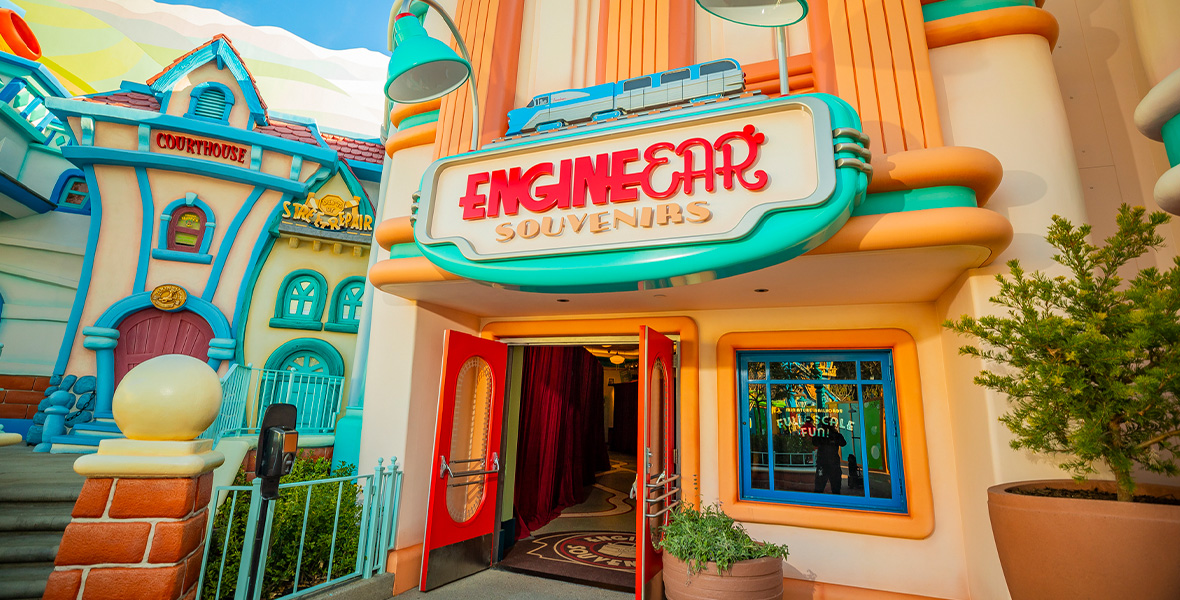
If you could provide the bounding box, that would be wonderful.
[270,270,328,331]
[325,276,365,333]
[738,349,906,513]
[186,82,236,123]
[54,174,90,214]
[151,194,216,264]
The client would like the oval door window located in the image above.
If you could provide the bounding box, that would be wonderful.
[447,356,495,523]
[647,359,668,545]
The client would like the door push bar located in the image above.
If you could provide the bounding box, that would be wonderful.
[646,473,679,489]
[645,499,682,519]
[441,452,500,487]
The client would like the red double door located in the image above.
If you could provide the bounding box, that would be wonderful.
[420,327,679,599]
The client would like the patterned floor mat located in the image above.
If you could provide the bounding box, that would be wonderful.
[499,531,635,591]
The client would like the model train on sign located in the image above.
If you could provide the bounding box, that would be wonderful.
[505,58,746,136]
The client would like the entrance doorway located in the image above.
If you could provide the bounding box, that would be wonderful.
[419,328,679,600]
[497,343,640,592]
[114,307,214,384]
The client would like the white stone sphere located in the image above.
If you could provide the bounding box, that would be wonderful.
[112,354,222,441]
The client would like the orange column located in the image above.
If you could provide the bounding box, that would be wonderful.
[432,0,526,159]
[823,0,943,157]
[596,0,695,84]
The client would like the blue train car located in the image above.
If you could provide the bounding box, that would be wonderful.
[505,58,744,136]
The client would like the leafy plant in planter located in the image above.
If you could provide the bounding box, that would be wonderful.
[944,205,1180,501]
[657,504,788,599]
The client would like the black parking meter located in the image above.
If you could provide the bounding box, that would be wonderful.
[256,403,298,500]
[246,403,297,596]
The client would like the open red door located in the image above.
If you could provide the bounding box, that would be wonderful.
[420,330,508,591]
[637,326,678,600]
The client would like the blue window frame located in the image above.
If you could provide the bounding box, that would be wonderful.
[54,173,91,215]
[269,269,328,330]
[325,276,365,333]
[185,82,236,123]
[737,349,906,513]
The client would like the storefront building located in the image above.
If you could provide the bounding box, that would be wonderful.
[360,1,1179,599]
[33,35,384,454]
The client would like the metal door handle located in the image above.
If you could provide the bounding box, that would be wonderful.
[629,480,637,500]
[440,452,501,479]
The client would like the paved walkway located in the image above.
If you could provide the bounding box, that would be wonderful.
[396,569,631,600]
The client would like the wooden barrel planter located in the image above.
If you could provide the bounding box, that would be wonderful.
[663,554,784,600]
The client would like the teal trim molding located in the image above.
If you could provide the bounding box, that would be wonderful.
[922,0,1035,22]
[62,146,309,196]
[46,97,336,165]
[264,337,345,375]
[134,168,154,290]
[203,187,266,301]
[155,193,217,261]
[53,165,103,374]
[398,109,440,131]
[150,248,214,264]
[852,186,977,217]
[1161,114,1180,167]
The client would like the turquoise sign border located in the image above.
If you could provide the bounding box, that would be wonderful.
[413,93,869,293]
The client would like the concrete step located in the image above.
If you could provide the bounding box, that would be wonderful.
[0,562,53,600]
[300,573,394,600]
[0,502,75,532]
[70,421,121,435]
[0,532,61,563]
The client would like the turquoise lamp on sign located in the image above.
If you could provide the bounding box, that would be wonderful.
[695,0,809,94]
[385,0,481,151]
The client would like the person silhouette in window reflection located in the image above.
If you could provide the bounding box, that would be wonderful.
[847,453,862,490]
[812,422,847,494]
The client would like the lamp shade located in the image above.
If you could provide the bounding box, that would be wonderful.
[610,354,625,365]
[385,12,471,103]
[695,0,808,27]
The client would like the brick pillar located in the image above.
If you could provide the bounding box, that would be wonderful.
[45,470,215,600]
[43,355,225,600]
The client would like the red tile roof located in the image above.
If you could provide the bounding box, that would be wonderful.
[322,133,385,165]
[146,34,268,111]
[81,91,160,112]
[255,119,323,147]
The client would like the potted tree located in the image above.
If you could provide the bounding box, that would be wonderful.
[657,504,788,600]
[944,205,1180,599]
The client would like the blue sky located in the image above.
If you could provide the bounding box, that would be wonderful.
[156,0,391,55]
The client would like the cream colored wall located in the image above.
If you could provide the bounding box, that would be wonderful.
[163,62,256,131]
[239,238,367,377]
[1050,0,1180,260]
[141,170,257,295]
[62,164,142,376]
[931,33,1093,600]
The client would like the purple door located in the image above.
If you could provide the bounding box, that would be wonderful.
[114,308,214,384]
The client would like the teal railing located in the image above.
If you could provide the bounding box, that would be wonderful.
[197,458,403,600]
[201,364,346,444]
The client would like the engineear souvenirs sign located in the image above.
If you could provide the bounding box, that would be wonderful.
[414,94,870,293]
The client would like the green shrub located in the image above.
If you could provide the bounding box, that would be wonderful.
[657,503,788,575]
[201,456,362,599]
[944,205,1180,501]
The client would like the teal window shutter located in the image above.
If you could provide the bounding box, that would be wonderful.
[193,87,228,121]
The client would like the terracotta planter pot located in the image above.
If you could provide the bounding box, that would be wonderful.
[662,554,783,600]
[988,479,1180,600]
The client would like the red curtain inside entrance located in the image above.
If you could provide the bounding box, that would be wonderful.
[514,346,609,536]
